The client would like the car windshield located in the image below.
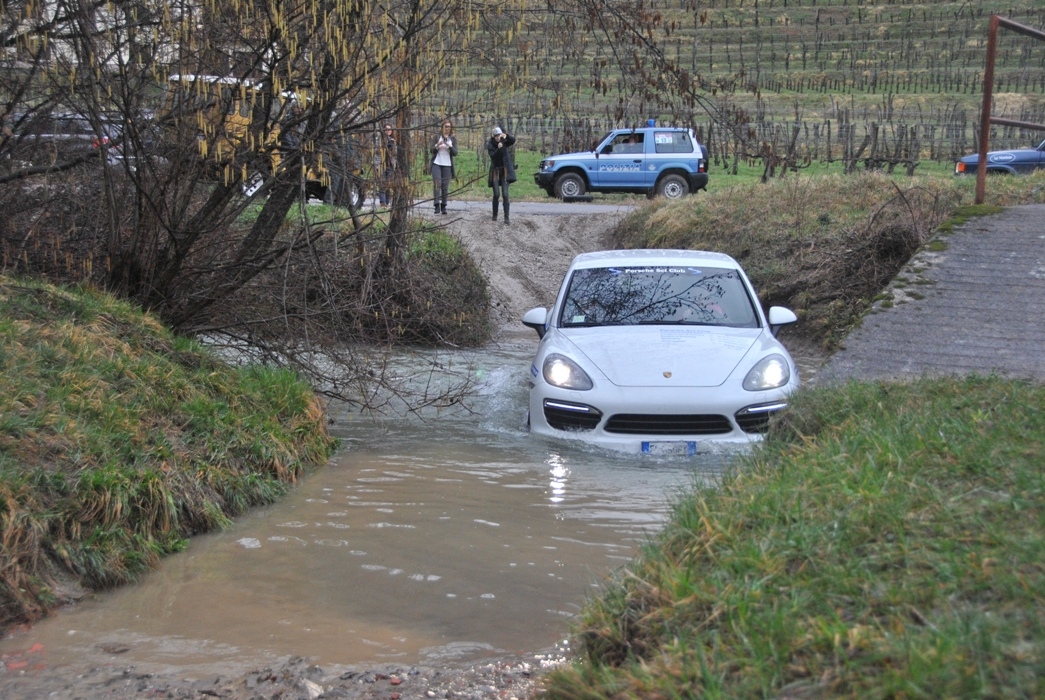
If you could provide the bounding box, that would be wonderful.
[559,265,760,328]
[594,132,615,150]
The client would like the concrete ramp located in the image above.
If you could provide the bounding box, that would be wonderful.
[817,203,1045,384]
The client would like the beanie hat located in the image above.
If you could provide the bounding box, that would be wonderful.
[492,126,503,137]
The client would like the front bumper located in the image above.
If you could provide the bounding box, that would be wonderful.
[534,171,555,189]
[528,382,793,453]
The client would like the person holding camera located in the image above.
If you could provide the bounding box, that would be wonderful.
[378,124,398,207]
[487,126,516,225]
[430,119,458,214]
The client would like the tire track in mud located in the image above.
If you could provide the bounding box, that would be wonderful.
[444,208,622,331]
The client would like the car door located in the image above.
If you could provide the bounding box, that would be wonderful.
[593,132,645,189]
[1016,141,1045,174]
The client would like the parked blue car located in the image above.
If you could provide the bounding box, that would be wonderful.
[955,139,1045,175]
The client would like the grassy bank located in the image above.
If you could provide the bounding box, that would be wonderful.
[610,169,1045,348]
[542,376,1045,698]
[0,276,337,630]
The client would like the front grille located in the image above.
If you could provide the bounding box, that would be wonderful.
[735,402,788,434]
[604,413,733,435]
[544,400,602,431]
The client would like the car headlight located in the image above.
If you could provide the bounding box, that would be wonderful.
[743,354,790,391]
[541,160,554,171]
[542,354,593,390]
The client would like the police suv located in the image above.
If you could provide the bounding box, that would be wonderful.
[534,125,709,200]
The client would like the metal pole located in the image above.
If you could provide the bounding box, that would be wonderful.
[976,15,999,205]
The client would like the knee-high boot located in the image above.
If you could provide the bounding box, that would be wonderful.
[492,199,499,221]
[503,201,510,224]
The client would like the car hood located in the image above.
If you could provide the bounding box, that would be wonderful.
[560,326,761,388]
[545,149,596,161]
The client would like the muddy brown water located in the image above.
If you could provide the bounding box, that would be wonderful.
[0,335,819,680]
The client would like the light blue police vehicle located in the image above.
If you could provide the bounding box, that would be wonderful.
[534,123,709,200]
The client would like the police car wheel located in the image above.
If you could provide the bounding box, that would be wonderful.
[554,173,586,199]
[657,174,689,199]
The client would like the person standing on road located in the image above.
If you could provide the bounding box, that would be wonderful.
[487,126,516,225]
[430,119,458,214]
[324,128,364,208]
[378,123,398,206]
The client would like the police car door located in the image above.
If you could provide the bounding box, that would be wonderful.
[595,132,644,189]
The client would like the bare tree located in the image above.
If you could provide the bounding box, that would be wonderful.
[463,0,768,172]
[1,0,497,409]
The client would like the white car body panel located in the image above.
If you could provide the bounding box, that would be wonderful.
[523,249,800,453]
[560,327,757,387]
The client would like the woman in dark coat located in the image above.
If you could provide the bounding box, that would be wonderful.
[487,126,516,225]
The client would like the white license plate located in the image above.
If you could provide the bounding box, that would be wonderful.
[641,441,697,456]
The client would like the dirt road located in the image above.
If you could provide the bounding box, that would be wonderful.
[436,201,631,332]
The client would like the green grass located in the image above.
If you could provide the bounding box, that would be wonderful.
[0,276,337,629]
[543,376,1045,699]
[935,204,1008,235]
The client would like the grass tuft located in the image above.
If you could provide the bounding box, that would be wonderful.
[544,376,1045,699]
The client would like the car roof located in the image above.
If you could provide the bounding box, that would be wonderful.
[568,249,740,270]
[613,126,689,131]
[610,126,694,136]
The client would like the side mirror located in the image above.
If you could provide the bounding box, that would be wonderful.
[522,307,548,338]
[767,306,798,337]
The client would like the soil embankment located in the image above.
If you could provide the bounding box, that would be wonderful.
[441,204,623,332]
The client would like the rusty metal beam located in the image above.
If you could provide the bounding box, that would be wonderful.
[995,15,1045,41]
[976,16,999,204]
[989,117,1045,132]
[976,16,1045,204]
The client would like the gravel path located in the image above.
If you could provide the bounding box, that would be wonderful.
[0,653,554,699]
[434,201,628,332]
